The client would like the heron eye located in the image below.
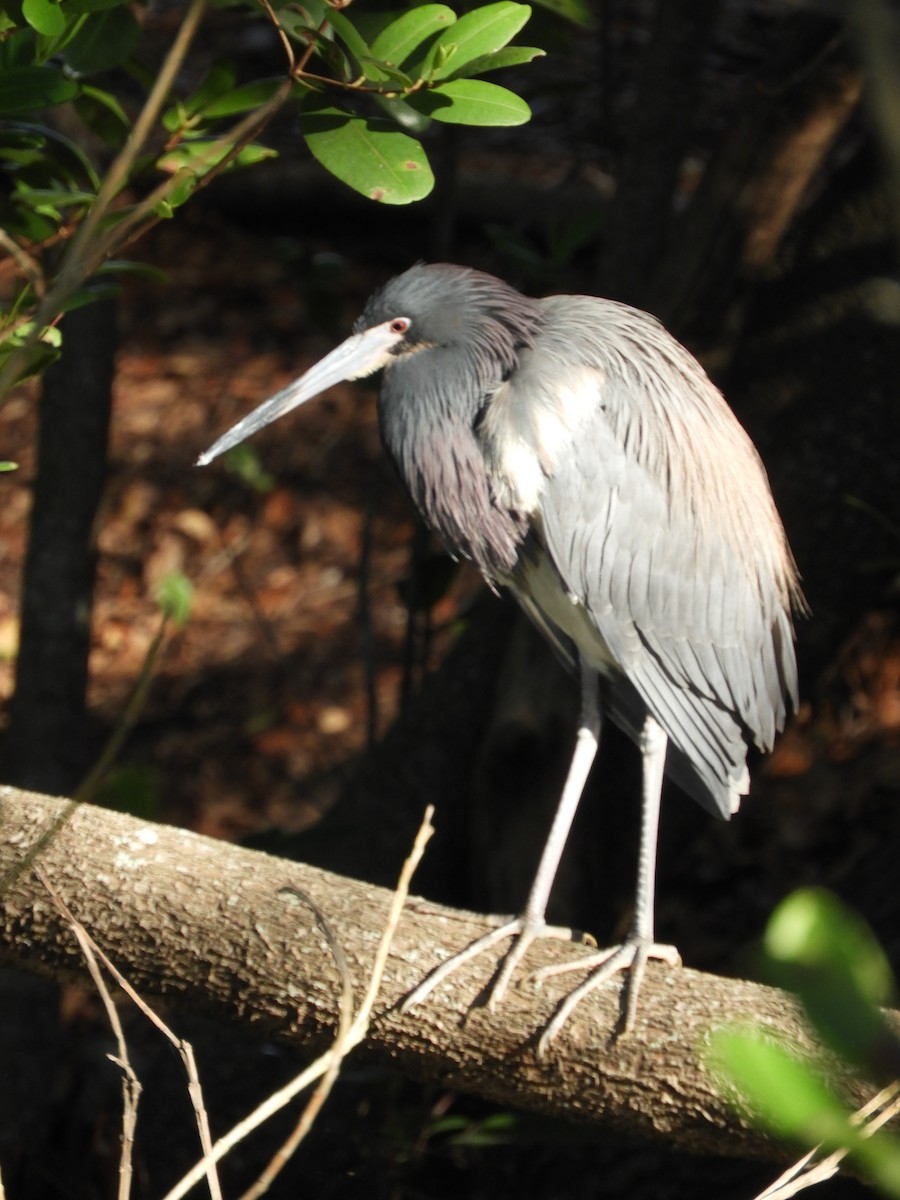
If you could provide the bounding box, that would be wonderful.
[390,317,410,334]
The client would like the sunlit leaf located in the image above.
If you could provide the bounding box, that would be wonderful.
[445,44,544,80]
[712,1028,900,1197]
[300,104,433,204]
[14,185,95,208]
[408,79,530,126]
[420,1,532,79]
[762,888,899,1077]
[22,0,65,37]
[0,337,60,383]
[157,139,277,187]
[201,77,285,119]
[766,889,895,1005]
[370,5,456,66]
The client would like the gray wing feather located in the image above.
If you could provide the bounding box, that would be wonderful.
[510,297,800,817]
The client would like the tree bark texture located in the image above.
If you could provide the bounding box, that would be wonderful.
[0,787,888,1164]
[4,298,117,793]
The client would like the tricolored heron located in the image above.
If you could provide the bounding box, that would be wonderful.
[199,263,802,1044]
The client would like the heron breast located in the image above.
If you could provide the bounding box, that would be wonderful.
[479,364,603,513]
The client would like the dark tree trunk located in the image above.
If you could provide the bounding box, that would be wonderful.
[598,0,726,307]
[3,298,117,793]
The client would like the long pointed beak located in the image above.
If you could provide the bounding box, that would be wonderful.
[197,321,403,466]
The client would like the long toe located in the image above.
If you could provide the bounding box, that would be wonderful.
[535,939,682,1053]
[401,917,584,1014]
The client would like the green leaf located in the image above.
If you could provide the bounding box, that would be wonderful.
[712,1028,900,1197]
[300,105,433,204]
[0,206,55,240]
[326,9,388,80]
[766,889,895,1006]
[95,259,168,285]
[173,60,236,122]
[73,83,131,143]
[530,0,593,25]
[201,77,284,119]
[376,93,431,135]
[762,889,900,1077]
[408,79,530,126]
[223,443,275,494]
[445,44,544,80]
[712,1029,852,1143]
[14,185,95,208]
[62,7,140,74]
[9,319,62,348]
[0,65,78,113]
[370,6,456,66]
[0,337,60,383]
[157,140,276,189]
[0,120,101,187]
[270,0,329,30]
[0,462,19,472]
[22,0,66,37]
[421,1,532,79]
[156,572,194,627]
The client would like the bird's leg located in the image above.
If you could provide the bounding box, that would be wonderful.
[401,661,601,1014]
[534,713,681,1051]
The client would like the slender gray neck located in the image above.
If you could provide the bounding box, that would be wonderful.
[378,347,529,579]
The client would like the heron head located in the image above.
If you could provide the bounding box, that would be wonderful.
[197,263,540,466]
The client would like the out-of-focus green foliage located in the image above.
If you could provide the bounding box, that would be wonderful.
[710,889,900,1197]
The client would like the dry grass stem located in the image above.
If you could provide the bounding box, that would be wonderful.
[35,864,223,1200]
[36,865,142,1200]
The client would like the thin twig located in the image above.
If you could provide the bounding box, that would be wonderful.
[36,870,224,1200]
[0,797,80,900]
[58,0,208,280]
[163,805,435,1200]
[89,78,294,264]
[36,865,142,1200]
[75,614,171,804]
[239,889,356,1200]
[0,229,45,298]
